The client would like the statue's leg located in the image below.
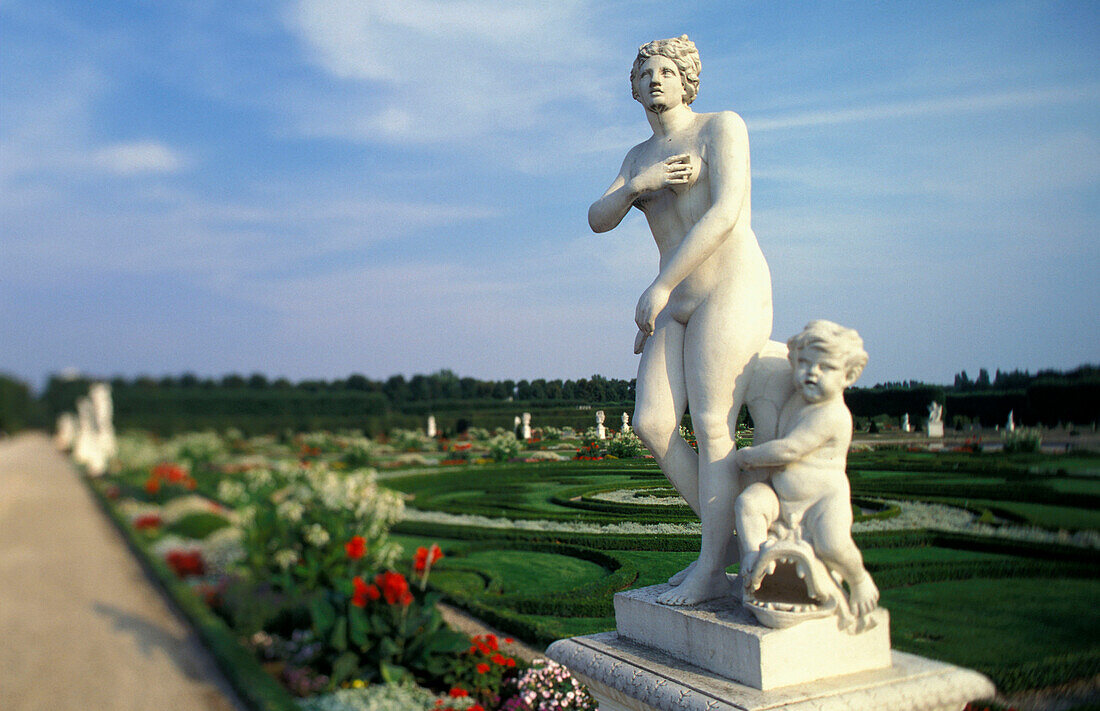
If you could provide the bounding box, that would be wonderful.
[733,482,779,578]
[632,313,696,512]
[656,293,770,606]
[632,314,700,586]
[807,493,880,617]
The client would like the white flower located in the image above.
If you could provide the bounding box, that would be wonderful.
[305,523,330,547]
[217,479,246,504]
[274,549,299,570]
[277,500,305,523]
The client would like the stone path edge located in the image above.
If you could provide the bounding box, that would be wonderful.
[80,468,299,711]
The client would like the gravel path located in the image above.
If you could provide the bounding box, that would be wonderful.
[0,432,246,711]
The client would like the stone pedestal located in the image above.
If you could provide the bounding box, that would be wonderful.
[548,632,996,711]
[615,584,890,690]
[547,584,995,711]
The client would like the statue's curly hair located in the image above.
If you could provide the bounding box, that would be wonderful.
[788,320,869,381]
[630,35,702,105]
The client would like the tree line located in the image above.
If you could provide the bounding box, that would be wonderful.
[0,364,1093,436]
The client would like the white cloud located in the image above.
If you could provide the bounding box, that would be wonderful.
[749,85,1099,132]
[90,140,187,175]
[283,0,614,146]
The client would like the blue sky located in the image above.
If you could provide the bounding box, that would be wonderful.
[2,1,1098,390]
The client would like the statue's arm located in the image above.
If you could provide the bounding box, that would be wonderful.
[737,407,836,468]
[589,150,639,233]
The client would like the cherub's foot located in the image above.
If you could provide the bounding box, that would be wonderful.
[656,568,731,606]
[739,550,758,581]
[849,574,880,618]
[668,560,696,586]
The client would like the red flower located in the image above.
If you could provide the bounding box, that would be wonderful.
[483,633,498,651]
[476,663,490,674]
[345,535,366,560]
[491,653,506,666]
[351,576,380,607]
[505,657,516,667]
[504,637,514,644]
[133,514,161,530]
[144,477,161,495]
[153,463,188,483]
[448,687,468,698]
[413,544,444,572]
[469,706,485,711]
[165,549,204,578]
[375,571,412,606]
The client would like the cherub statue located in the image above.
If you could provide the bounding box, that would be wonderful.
[734,321,879,630]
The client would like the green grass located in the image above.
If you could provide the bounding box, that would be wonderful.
[886,577,1100,691]
[961,500,1100,531]
[453,550,609,596]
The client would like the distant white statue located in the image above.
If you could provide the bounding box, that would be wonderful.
[595,410,606,440]
[735,322,878,631]
[73,397,107,476]
[55,413,77,451]
[1006,410,1015,433]
[621,412,631,433]
[521,412,532,441]
[89,382,117,460]
[901,413,911,433]
[925,401,944,438]
[427,415,437,438]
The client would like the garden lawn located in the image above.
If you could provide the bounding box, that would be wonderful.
[885,577,1100,691]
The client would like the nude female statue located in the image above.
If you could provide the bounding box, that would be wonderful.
[589,35,773,605]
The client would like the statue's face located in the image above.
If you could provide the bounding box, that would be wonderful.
[793,346,849,404]
[634,55,686,113]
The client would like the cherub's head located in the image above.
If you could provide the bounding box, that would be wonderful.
[787,321,868,404]
[630,35,701,107]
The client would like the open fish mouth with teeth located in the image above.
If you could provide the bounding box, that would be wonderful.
[742,530,862,632]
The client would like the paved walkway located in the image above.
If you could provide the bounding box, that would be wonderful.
[0,432,246,711]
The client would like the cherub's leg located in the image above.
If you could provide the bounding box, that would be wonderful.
[734,482,779,577]
[632,313,697,585]
[657,293,770,606]
[808,493,880,617]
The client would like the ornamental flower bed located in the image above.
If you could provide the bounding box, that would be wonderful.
[99,430,596,711]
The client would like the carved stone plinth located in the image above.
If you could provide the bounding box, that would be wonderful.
[547,631,996,711]
[615,584,891,690]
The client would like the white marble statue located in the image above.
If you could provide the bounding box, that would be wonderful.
[521,412,532,441]
[901,412,911,433]
[55,412,76,451]
[621,412,631,433]
[1006,410,1015,432]
[595,410,606,440]
[89,382,117,460]
[427,415,437,438]
[926,401,944,438]
[735,321,879,631]
[73,396,108,475]
[589,34,775,606]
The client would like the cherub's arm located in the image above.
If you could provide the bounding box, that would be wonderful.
[588,147,692,233]
[635,112,749,334]
[736,406,838,469]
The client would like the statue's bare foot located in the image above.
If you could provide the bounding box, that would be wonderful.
[849,574,880,618]
[668,560,696,586]
[739,550,758,581]
[657,568,731,606]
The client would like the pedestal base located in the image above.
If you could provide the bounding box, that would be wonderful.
[547,632,996,711]
[615,584,891,689]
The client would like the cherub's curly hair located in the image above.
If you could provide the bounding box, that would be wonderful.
[787,320,869,382]
[630,35,701,106]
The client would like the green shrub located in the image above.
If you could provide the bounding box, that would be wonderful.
[167,511,231,539]
[1004,427,1042,453]
[488,433,521,462]
[605,431,646,458]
